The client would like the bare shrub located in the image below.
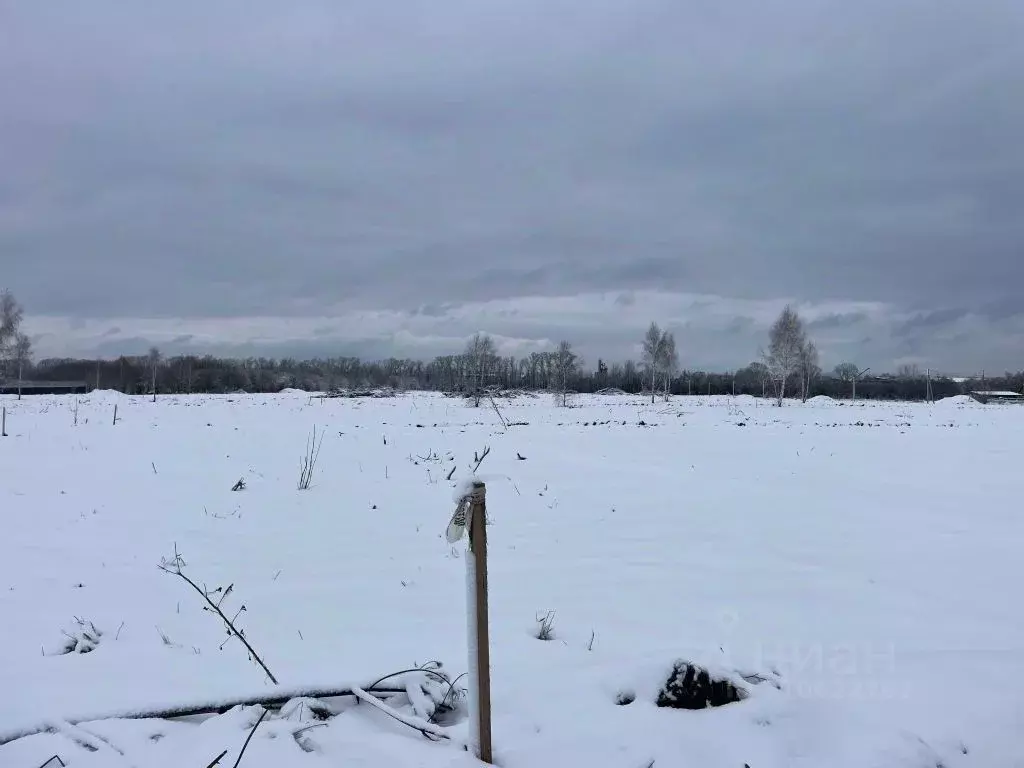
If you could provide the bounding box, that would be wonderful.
[534,610,556,641]
[297,426,324,490]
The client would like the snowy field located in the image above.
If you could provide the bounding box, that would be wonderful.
[1,390,1022,767]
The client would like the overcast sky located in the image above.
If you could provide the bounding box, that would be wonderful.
[3,1,1023,373]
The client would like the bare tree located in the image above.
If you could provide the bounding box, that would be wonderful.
[12,333,31,399]
[763,305,806,406]
[147,346,162,402]
[642,322,663,403]
[661,332,678,401]
[896,363,922,379]
[797,340,820,403]
[0,290,25,379]
[553,340,579,407]
[464,333,496,407]
[747,361,771,398]
[833,362,868,400]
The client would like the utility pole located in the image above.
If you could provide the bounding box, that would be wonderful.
[853,367,871,401]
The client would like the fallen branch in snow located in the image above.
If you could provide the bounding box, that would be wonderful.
[361,661,465,723]
[0,684,408,745]
[488,394,508,431]
[157,545,279,684]
[0,663,464,747]
[350,686,451,742]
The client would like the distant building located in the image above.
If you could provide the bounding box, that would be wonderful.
[969,391,1024,404]
[0,380,89,396]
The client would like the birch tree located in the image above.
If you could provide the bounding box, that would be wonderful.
[147,346,162,402]
[661,332,678,401]
[641,323,680,402]
[763,305,806,406]
[553,340,579,407]
[12,333,31,399]
[642,322,663,403]
[797,340,820,403]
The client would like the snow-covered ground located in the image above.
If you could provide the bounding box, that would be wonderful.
[1,391,1022,767]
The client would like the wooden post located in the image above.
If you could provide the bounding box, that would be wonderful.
[1,407,6,437]
[465,482,492,763]
[113,404,118,426]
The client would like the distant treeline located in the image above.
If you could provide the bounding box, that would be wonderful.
[24,353,1024,402]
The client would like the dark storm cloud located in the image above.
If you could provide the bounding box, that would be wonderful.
[3,1,1024,370]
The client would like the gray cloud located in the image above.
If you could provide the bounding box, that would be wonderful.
[807,313,869,331]
[2,1,1024,371]
[892,308,970,338]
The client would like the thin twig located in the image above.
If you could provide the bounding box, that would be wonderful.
[472,445,491,474]
[434,672,468,723]
[231,708,267,768]
[205,749,228,768]
[364,665,453,693]
[157,547,278,684]
[292,722,329,738]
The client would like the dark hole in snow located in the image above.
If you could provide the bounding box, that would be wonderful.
[656,661,745,710]
[615,690,636,705]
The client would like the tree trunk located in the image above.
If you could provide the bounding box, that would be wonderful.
[17,360,22,400]
[776,376,785,407]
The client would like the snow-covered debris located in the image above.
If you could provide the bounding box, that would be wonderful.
[806,394,837,405]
